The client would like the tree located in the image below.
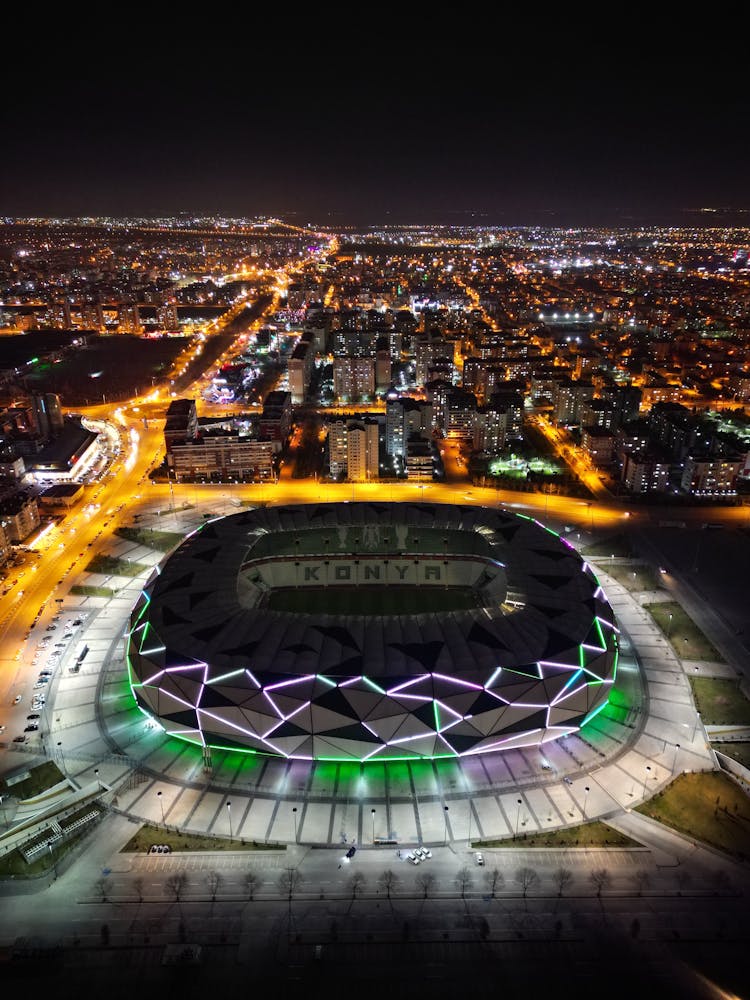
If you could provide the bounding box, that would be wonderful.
[278,868,304,900]
[484,868,504,898]
[590,868,611,897]
[206,870,222,902]
[416,872,436,898]
[553,867,573,897]
[455,866,473,898]
[515,867,539,898]
[675,869,692,895]
[244,870,258,901]
[378,869,400,900]
[630,870,650,896]
[165,873,188,902]
[95,877,112,902]
[132,877,144,903]
[349,871,366,899]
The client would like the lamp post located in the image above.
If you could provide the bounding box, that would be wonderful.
[515,798,523,838]
[692,711,702,743]
[672,743,681,773]
[583,785,590,822]
[0,795,7,826]
[47,840,56,880]
[157,790,165,823]
[642,765,651,800]
[667,613,673,639]
[371,808,376,844]
[292,807,298,844]
[226,800,232,840]
[443,805,449,846]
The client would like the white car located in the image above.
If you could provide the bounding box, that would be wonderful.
[475,852,485,866]
[415,847,432,860]
[405,852,420,865]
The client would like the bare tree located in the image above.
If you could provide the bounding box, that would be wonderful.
[165,873,188,902]
[515,867,539,898]
[378,869,400,900]
[95,877,112,902]
[455,866,473,898]
[713,869,731,895]
[278,868,304,900]
[206,870,222,902]
[132,877,144,903]
[416,871,436,898]
[484,868,504,898]
[675,869,692,895]
[243,870,258,901]
[349,871,366,899]
[630,870,650,896]
[553,867,573,897]
[590,868,611,897]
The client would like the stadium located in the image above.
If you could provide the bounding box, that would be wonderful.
[126,502,618,761]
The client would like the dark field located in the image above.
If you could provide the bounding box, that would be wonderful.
[266,585,484,615]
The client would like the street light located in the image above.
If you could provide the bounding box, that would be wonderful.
[157,790,165,823]
[443,805,449,846]
[47,840,56,880]
[292,807,298,844]
[642,765,651,799]
[583,785,590,822]
[672,743,681,772]
[692,711,702,743]
[515,798,523,838]
[371,808,376,844]
[667,613,673,639]
[226,800,232,840]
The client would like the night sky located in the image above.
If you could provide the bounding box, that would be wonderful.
[2,37,747,226]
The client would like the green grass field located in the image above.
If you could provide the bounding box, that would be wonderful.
[644,601,724,662]
[582,534,635,558]
[267,585,483,616]
[689,677,750,725]
[70,584,118,598]
[115,527,183,552]
[1,761,64,800]
[714,742,750,769]
[0,831,87,878]
[601,562,662,592]
[122,824,284,853]
[636,771,750,861]
[84,554,150,577]
[473,821,637,849]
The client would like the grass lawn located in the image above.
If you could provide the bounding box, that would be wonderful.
[583,534,634,558]
[122,823,285,853]
[85,554,150,577]
[600,562,662,592]
[472,821,637,849]
[1,761,64,799]
[0,831,87,878]
[689,677,750,725]
[644,601,724,662]
[70,584,118,598]
[714,742,750,769]
[267,585,483,616]
[115,526,183,552]
[637,771,750,861]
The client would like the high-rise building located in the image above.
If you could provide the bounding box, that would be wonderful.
[552,379,594,426]
[347,419,379,481]
[385,397,433,459]
[164,399,198,453]
[333,357,375,401]
[288,333,314,404]
[32,393,64,439]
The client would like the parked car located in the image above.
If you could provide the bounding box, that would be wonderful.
[24,724,39,732]
[406,852,420,865]
[475,852,485,866]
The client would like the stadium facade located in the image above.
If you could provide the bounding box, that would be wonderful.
[126,502,618,761]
